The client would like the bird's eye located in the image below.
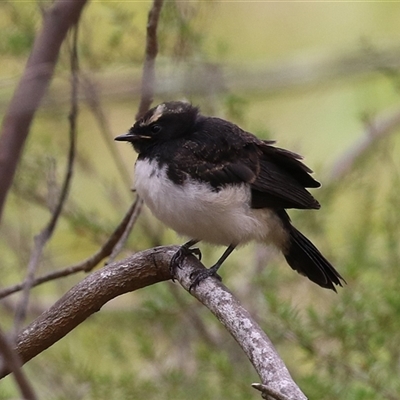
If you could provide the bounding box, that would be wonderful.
[150,124,162,134]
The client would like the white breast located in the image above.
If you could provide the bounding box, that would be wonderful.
[134,159,287,248]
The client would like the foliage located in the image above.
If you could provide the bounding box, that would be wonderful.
[0,1,38,57]
[1,1,400,400]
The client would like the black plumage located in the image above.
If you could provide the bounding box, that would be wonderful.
[115,101,345,291]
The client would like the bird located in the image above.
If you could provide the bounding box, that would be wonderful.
[115,101,345,291]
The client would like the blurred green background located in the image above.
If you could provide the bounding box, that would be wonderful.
[1,1,400,399]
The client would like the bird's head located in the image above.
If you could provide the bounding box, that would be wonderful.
[115,101,199,153]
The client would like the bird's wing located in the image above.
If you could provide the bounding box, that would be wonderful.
[168,117,320,210]
[167,137,258,189]
[250,142,321,210]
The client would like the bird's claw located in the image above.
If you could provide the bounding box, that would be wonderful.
[190,247,202,261]
[189,268,222,292]
[170,243,222,290]
[170,245,202,280]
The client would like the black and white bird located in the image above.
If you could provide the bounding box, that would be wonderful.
[115,101,345,291]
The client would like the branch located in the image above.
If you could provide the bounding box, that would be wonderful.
[136,0,164,119]
[0,247,307,399]
[330,107,400,180]
[174,259,308,400]
[0,246,175,378]
[0,0,88,226]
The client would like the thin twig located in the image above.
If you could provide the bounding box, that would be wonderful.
[13,25,80,332]
[106,197,143,265]
[252,383,289,400]
[0,327,37,400]
[136,0,165,120]
[0,198,141,300]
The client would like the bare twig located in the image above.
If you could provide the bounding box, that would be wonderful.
[0,327,37,400]
[0,0,88,226]
[136,0,165,119]
[106,197,143,265]
[0,247,307,399]
[252,383,289,400]
[0,198,141,300]
[13,24,80,333]
[330,107,400,180]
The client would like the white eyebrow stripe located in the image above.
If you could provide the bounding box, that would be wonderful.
[140,104,166,126]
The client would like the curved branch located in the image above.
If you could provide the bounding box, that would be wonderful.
[0,246,175,378]
[0,247,307,399]
[174,258,308,400]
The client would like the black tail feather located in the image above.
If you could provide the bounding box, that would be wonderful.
[283,225,345,291]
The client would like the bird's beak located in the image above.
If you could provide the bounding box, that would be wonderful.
[114,132,134,142]
[114,132,152,142]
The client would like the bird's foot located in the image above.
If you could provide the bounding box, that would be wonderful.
[189,264,222,292]
[170,241,202,280]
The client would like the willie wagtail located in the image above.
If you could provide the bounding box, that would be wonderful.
[115,101,345,291]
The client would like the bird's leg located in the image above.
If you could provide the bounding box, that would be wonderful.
[170,239,201,278]
[189,244,236,291]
